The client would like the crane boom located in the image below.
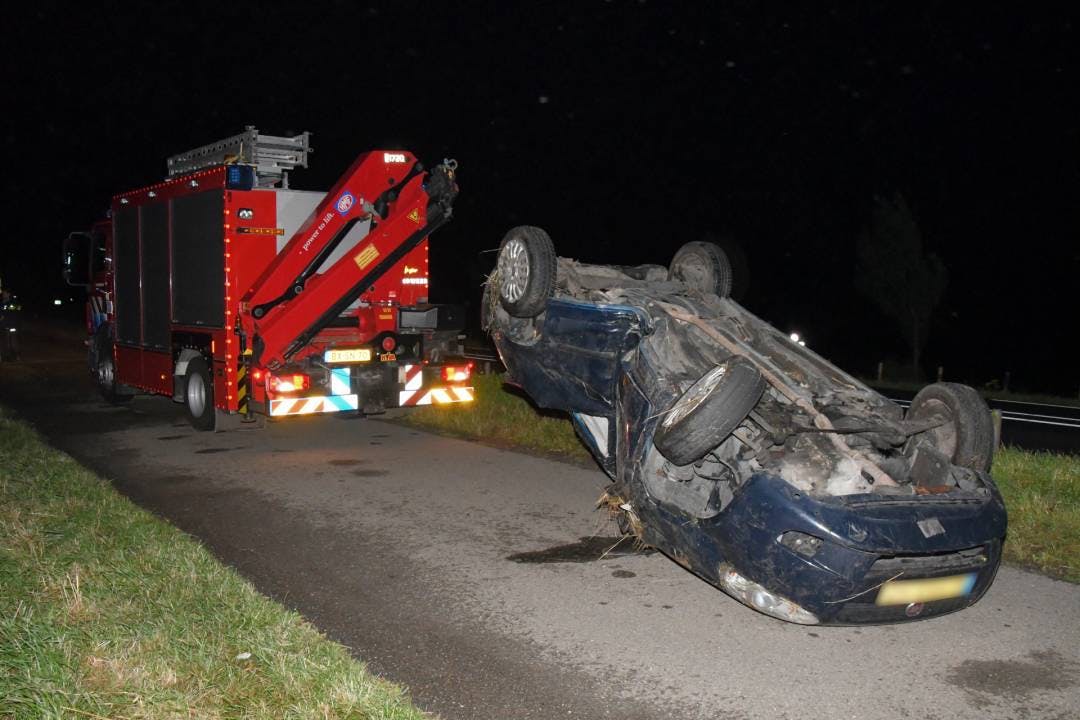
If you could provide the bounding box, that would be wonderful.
[239,152,458,369]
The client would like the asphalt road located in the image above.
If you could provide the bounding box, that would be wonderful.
[2,357,1079,719]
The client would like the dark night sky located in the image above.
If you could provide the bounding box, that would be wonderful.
[3,2,1077,393]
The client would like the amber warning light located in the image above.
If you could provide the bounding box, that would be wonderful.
[441,363,474,383]
[270,374,310,393]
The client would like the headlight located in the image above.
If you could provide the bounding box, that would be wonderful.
[718,564,819,625]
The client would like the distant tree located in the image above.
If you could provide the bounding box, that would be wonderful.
[855,193,948,375]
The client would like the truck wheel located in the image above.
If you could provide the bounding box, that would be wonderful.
[93,329,133,404]
[669,241,733,298]
[496,226,557,317]
[906,383,994,472]
[653,356,765,466]
[184,356,216,431]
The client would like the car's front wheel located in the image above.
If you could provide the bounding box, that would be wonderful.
[495,226,557,317]
[654,356,765,466]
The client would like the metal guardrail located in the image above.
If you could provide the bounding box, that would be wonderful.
[463,341,1080,430]
[460,337,1078,453]
[888,398,1080,430]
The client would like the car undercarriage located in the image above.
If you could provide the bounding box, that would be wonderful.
[484,227,1007,624]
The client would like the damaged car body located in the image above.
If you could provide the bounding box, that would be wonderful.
[484,227,1006,625]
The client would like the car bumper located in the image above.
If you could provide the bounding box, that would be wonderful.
[638,473,1007,625]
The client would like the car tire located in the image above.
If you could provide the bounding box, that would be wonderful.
[906,382,994,472]
[480,280,496,331]
[668,241,733,298]
[654,356,765,466]
[496,226,557,317]
[184,356,217,431]
[93,328,133,404]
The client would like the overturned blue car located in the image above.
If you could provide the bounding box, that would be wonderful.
[484,226,1007,625]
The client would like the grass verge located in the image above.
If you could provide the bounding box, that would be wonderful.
[403,373,1080,583]
[0,407,428,719]
[993,447,1080,582]
[400,372,592,463]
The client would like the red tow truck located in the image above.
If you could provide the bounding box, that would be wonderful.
[63,127,473,429]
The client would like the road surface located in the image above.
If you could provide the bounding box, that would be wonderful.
[1,357,1078,719]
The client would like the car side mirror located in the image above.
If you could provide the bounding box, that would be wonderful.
[62,232,93,287]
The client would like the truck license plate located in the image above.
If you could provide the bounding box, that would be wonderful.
[324,348,371,363]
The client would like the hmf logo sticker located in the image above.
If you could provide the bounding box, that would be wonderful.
[336,191,355,216]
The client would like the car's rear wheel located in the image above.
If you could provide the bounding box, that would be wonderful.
[668,241,733,297]
[906,382,994,471]
[496,226,557,317]
[654,356,765,466]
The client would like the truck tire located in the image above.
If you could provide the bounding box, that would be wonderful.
[184,356,216,431]
[906,382,994,472]
[654,356,765,466]
[496,226,557,317]
[93,328,133,404]
[669,241,733,298]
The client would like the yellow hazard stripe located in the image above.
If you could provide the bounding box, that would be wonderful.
[237,349,252,413]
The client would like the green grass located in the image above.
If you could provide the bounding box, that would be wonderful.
[993,447,1080,582]
[0,408,429,720]
[403,373,1080,583]
[400,372,592,463]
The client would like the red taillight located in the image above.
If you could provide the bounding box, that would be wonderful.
[270,373,310,393]
[381,335,397,352]
[441,363,474,383]
[252,369,264,381]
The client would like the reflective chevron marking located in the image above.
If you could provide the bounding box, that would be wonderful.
[398,386,474,407]
[402,364,424,390]
[270,394,359,416]
[330,367,351,396]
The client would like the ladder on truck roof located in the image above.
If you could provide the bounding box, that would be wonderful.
[166,126,312,188]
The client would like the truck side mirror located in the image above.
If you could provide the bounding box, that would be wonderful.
[62,232,93,287]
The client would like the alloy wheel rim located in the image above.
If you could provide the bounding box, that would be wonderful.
[663,364,728,428]
[498,238,530,303]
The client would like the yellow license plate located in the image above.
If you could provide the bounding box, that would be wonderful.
[875,573,977,606]
[324,348,371,363]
